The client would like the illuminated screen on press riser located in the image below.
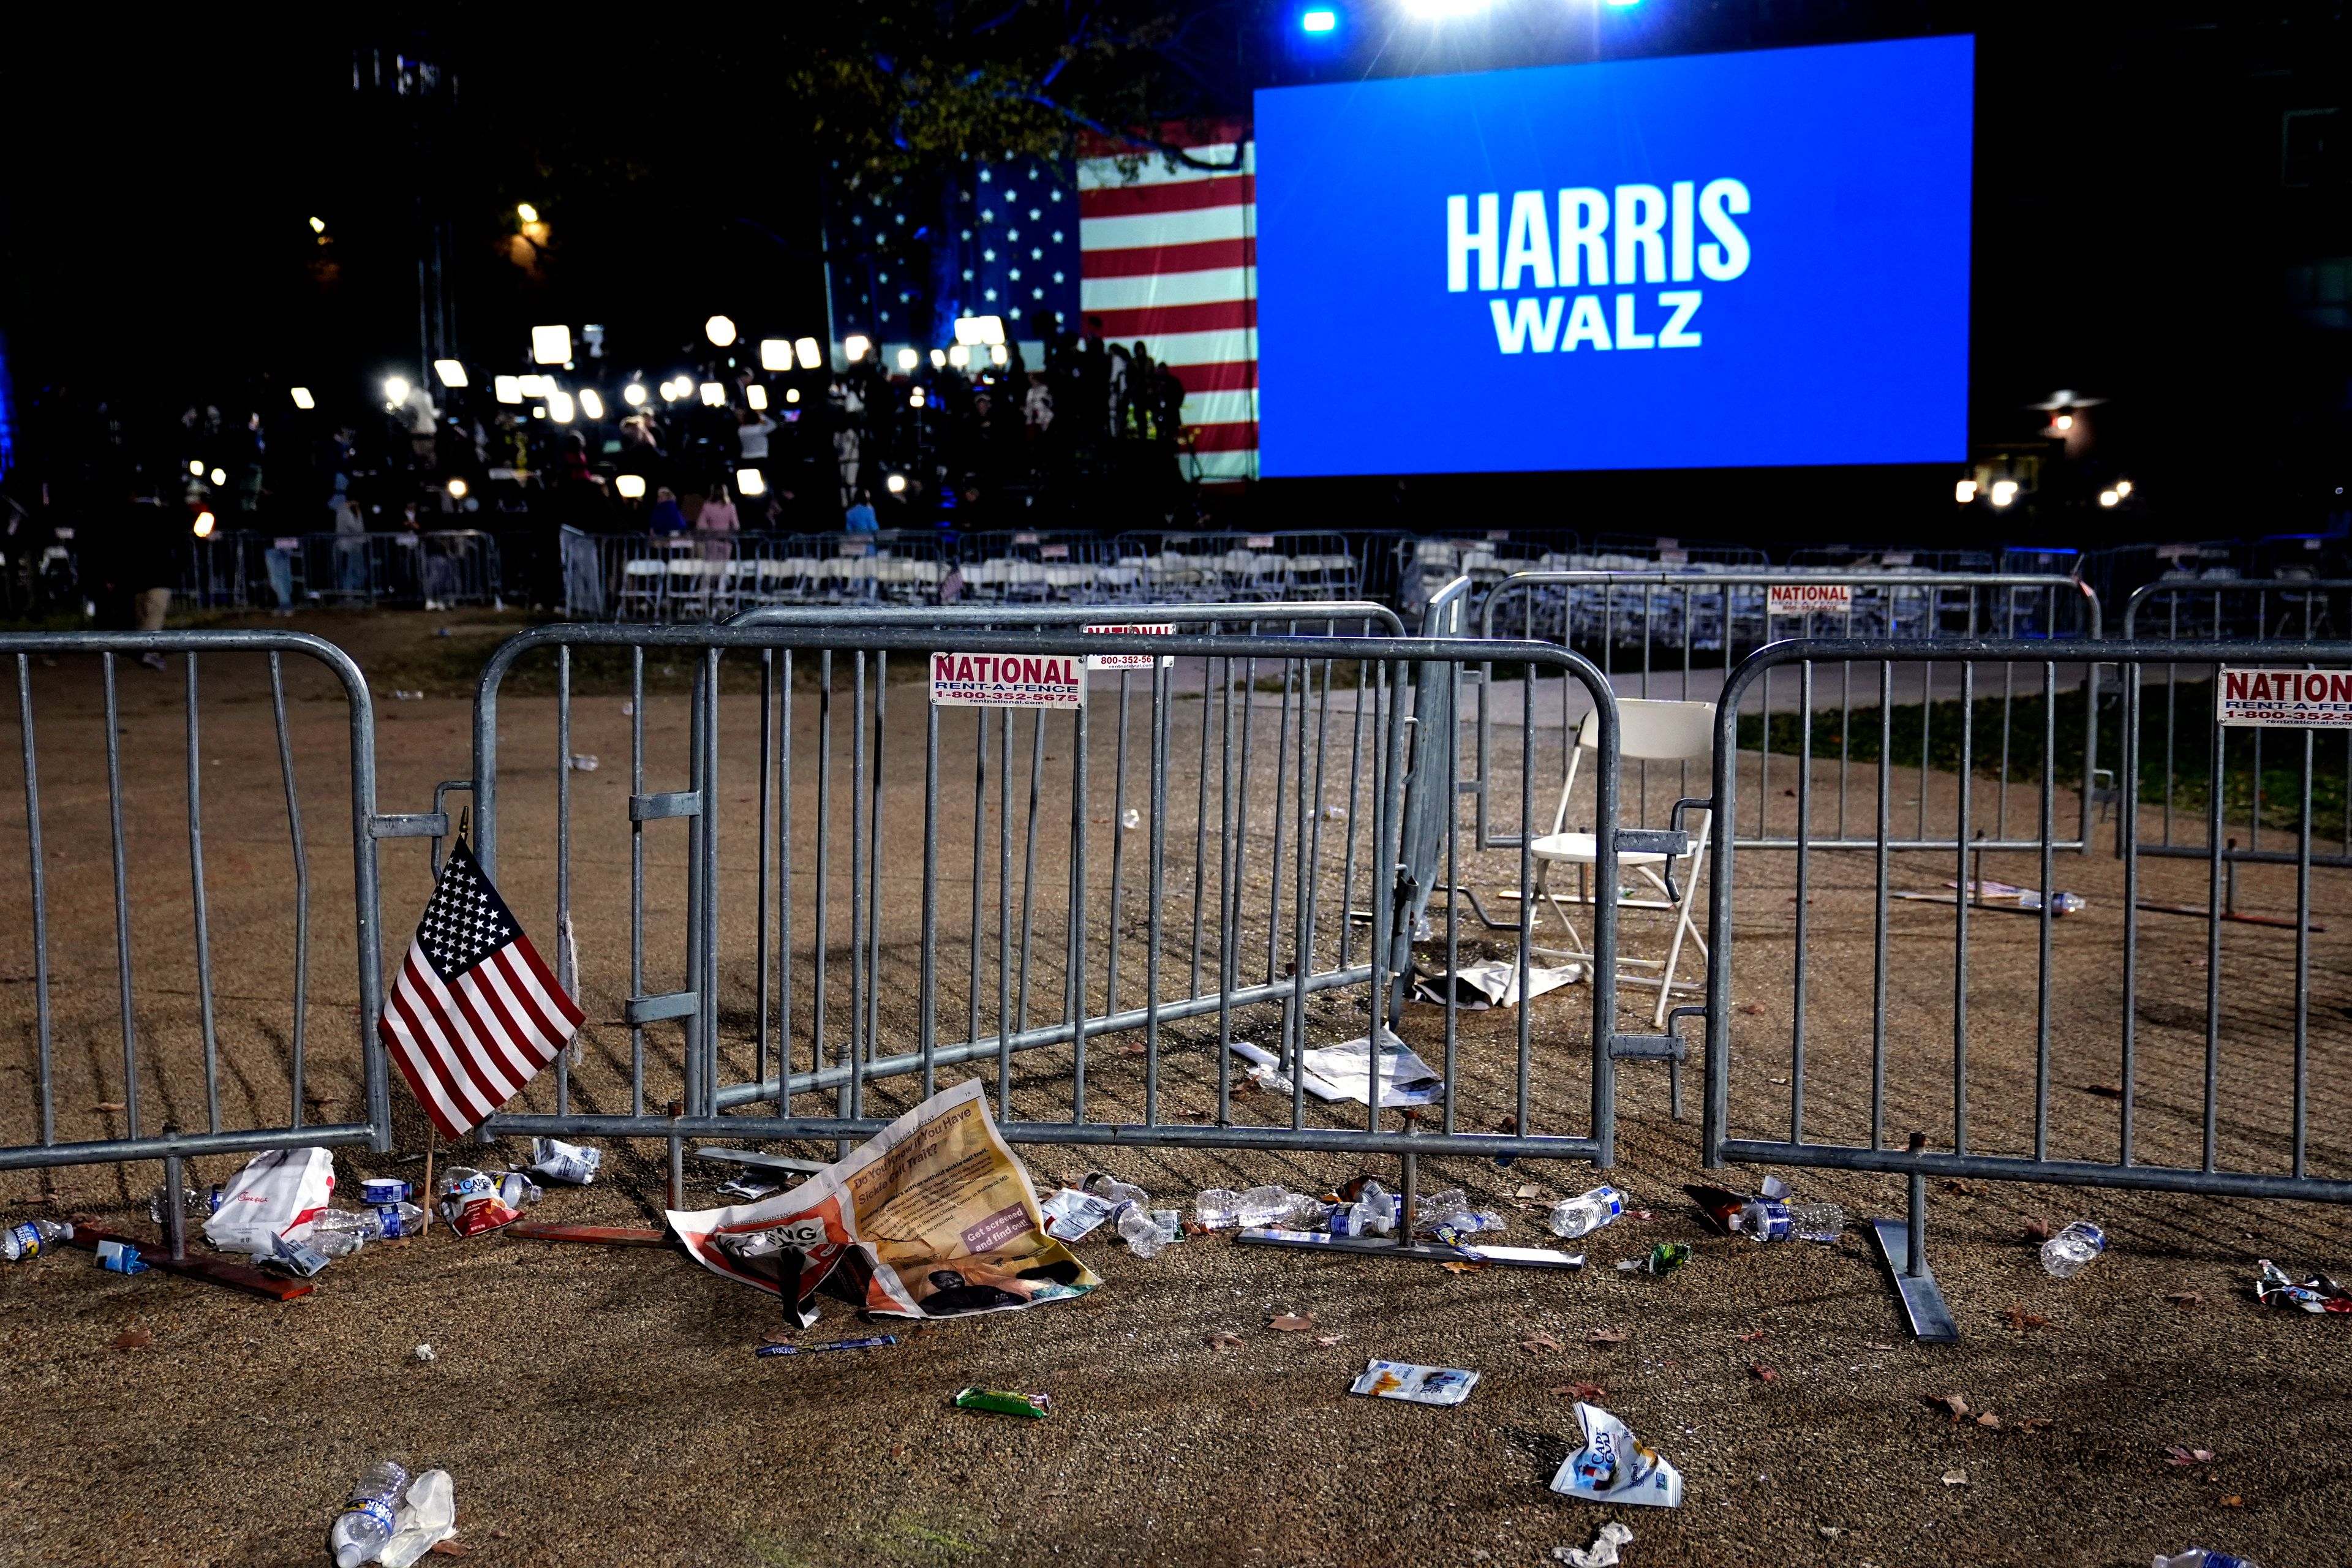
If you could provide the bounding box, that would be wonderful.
[1253,36,1974,476]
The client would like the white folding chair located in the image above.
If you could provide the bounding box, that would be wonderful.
[1529,698,1715,1027]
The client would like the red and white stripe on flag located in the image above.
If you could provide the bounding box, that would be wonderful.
[379,843,584,1143]
[1080,119,1257,483]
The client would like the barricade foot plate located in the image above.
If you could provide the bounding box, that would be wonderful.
[62,1223,315,1302]
[1869,1218,1960,1344]
[505,1223,672,1247]
[1232,1229,1583,1268]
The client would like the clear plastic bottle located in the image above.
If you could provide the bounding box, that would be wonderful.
[1412,1187,1471,1231]
[1332,1181,1396,1238]
[1120,808,1142,830]
[1,1219,71,1262]
[1235,1184,1292,1227]
[493,1172,543,1209]
[529,1137,603,1185]
[2041,1220,2107,1278]
[1115,1203,1166,1259]
[1548,1185,1627,1240]
[1734,1198,1845,1242]
[311,1202,431,1257]
[330,1458,410,1568]
[1194,1188,1243,1229]
[1084,1172,1148,1208]
[147,1185,214,1227]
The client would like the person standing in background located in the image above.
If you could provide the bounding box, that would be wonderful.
[110,475,182,668]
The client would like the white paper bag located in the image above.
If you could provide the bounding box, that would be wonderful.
[202,1146,336,1254]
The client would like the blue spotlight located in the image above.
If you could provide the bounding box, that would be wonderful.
[1302,8,1338,31]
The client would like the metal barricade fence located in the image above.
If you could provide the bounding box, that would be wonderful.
[1472,571,2105,855]
[954,532,1120,604]
[464,620,1651,1186]
[178,531,505,611]
[1698,638,2352,1343]
[2123,579,2352,870]
[0,631,408,1200]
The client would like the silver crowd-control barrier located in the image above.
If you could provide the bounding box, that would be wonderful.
[2124,579,2352,869]
[0,632,413,1193]
[1474,571,2105,854]
[466,620,1654,1189]
[182,531,504,611]
[1701,638,2352,1343]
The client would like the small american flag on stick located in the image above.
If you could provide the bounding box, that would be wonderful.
[380,840,583,1142]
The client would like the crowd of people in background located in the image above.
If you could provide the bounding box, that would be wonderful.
[0,313,1208,625]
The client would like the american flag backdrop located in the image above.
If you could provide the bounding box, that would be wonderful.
[1079,121,1259,483]
[379,841,584,1143]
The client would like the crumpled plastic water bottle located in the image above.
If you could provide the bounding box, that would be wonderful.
[2041,1220,2107,1278]
[330,1458,409,1568]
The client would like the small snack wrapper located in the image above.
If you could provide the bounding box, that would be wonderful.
[1549,1401,1685,1509]
[954,1387,1053,1419]
[2256,1258,2352,1314]
[1348,1359,1480,1406]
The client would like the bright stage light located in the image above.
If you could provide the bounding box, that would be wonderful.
[290,387,315,410]
[518,374,551,397]
[2115,480,2133,498]
[795,336,822,369]
[494,375,523,405]
[786,387,801,404]
[660,379,685,403]
[209,467,226,486]
[760,339,791,372]
[705,315,737,347]
[699,382,725,407]
[885,473,907,494]
[896,348,919,371]
[532,325,571,364]
[2054,412,2075,432]
[2098,489,2119,508]
[547,390,576,423]
[1954,480,1977,503]
[1990,480,2019,508]
[737,469,766,497]
[517,203,539,224]
[616,473,647,500]
[308,215,326,234]
[623,382,647,407]
[433,359,467,388]
[948,345,970,368]
[1302,9,1336,31]
[188,459,205,477]
[384,375,411,405]
[192,510,216,538]
[579,389,605,419]
[844,335,872,362]
[746,385,768,410]
[447,478,469,500]
[1404,0,1487,15]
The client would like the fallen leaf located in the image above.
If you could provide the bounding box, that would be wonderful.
[1738,1330,1770,1344]
[1942,1469,1969,1487]
[2023,1216,2054,1243]
[1738,1001,1765,1016]
[2081,1083,2124,1099]
[1942,1179,1977,1196]
[2164,1445,2215,1467]
[2166,1291,2204,1310]
[890,1445,908,1460]
[2014,1418,2055,1432]
[1496,1114,1520,1134]
[1515,1184,1546,1200]
[428,1545,469,1559]
[1750,1363,1777,1382]
[1924,1393,1970,1422]
[763,1330,796,1346]
[1267,1313,1316,1332]
[1206,1332,1244,1351]
[1313,1333,1346,1348]
[1624,1209,1654,1221]
[1586,1326,1630,1344]
[91,1101,125,1114]
[1976,1413,2002,1430]
[1519,1332,1564,1353]
[1550,1382,1607,1400]
[1442,1260,1488,1274]
[2222,1496,2243,1507]
[2002,1305,2051,1331]
[1120,1041,1148,1055]
[113,1329,152,1351]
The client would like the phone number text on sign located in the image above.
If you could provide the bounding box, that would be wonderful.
[1082,622,1176,670]
[1766,583,1852,614]
[930,653,1087,709]
[2218,667,2352,728]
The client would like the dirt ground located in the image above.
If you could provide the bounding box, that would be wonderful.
[1,608,2347,1568]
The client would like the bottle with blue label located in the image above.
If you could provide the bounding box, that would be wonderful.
[330,1458,409,1568]
[1547,1186,1626,1240]
[2041,1220,2107,1278]
[1734,1197,1846,1243]
[2,1219,72,1262]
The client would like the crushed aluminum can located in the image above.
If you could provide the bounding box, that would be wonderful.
[2255,1259,2352,1314]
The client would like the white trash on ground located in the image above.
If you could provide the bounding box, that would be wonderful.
[1228,1031,1444,1108]
[1549,1402,1685,1509]
[1555,1521,1634,1567]
[205,1146,336,1255]
[377,1468,458,1568]
[1414,958,1583,1010]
